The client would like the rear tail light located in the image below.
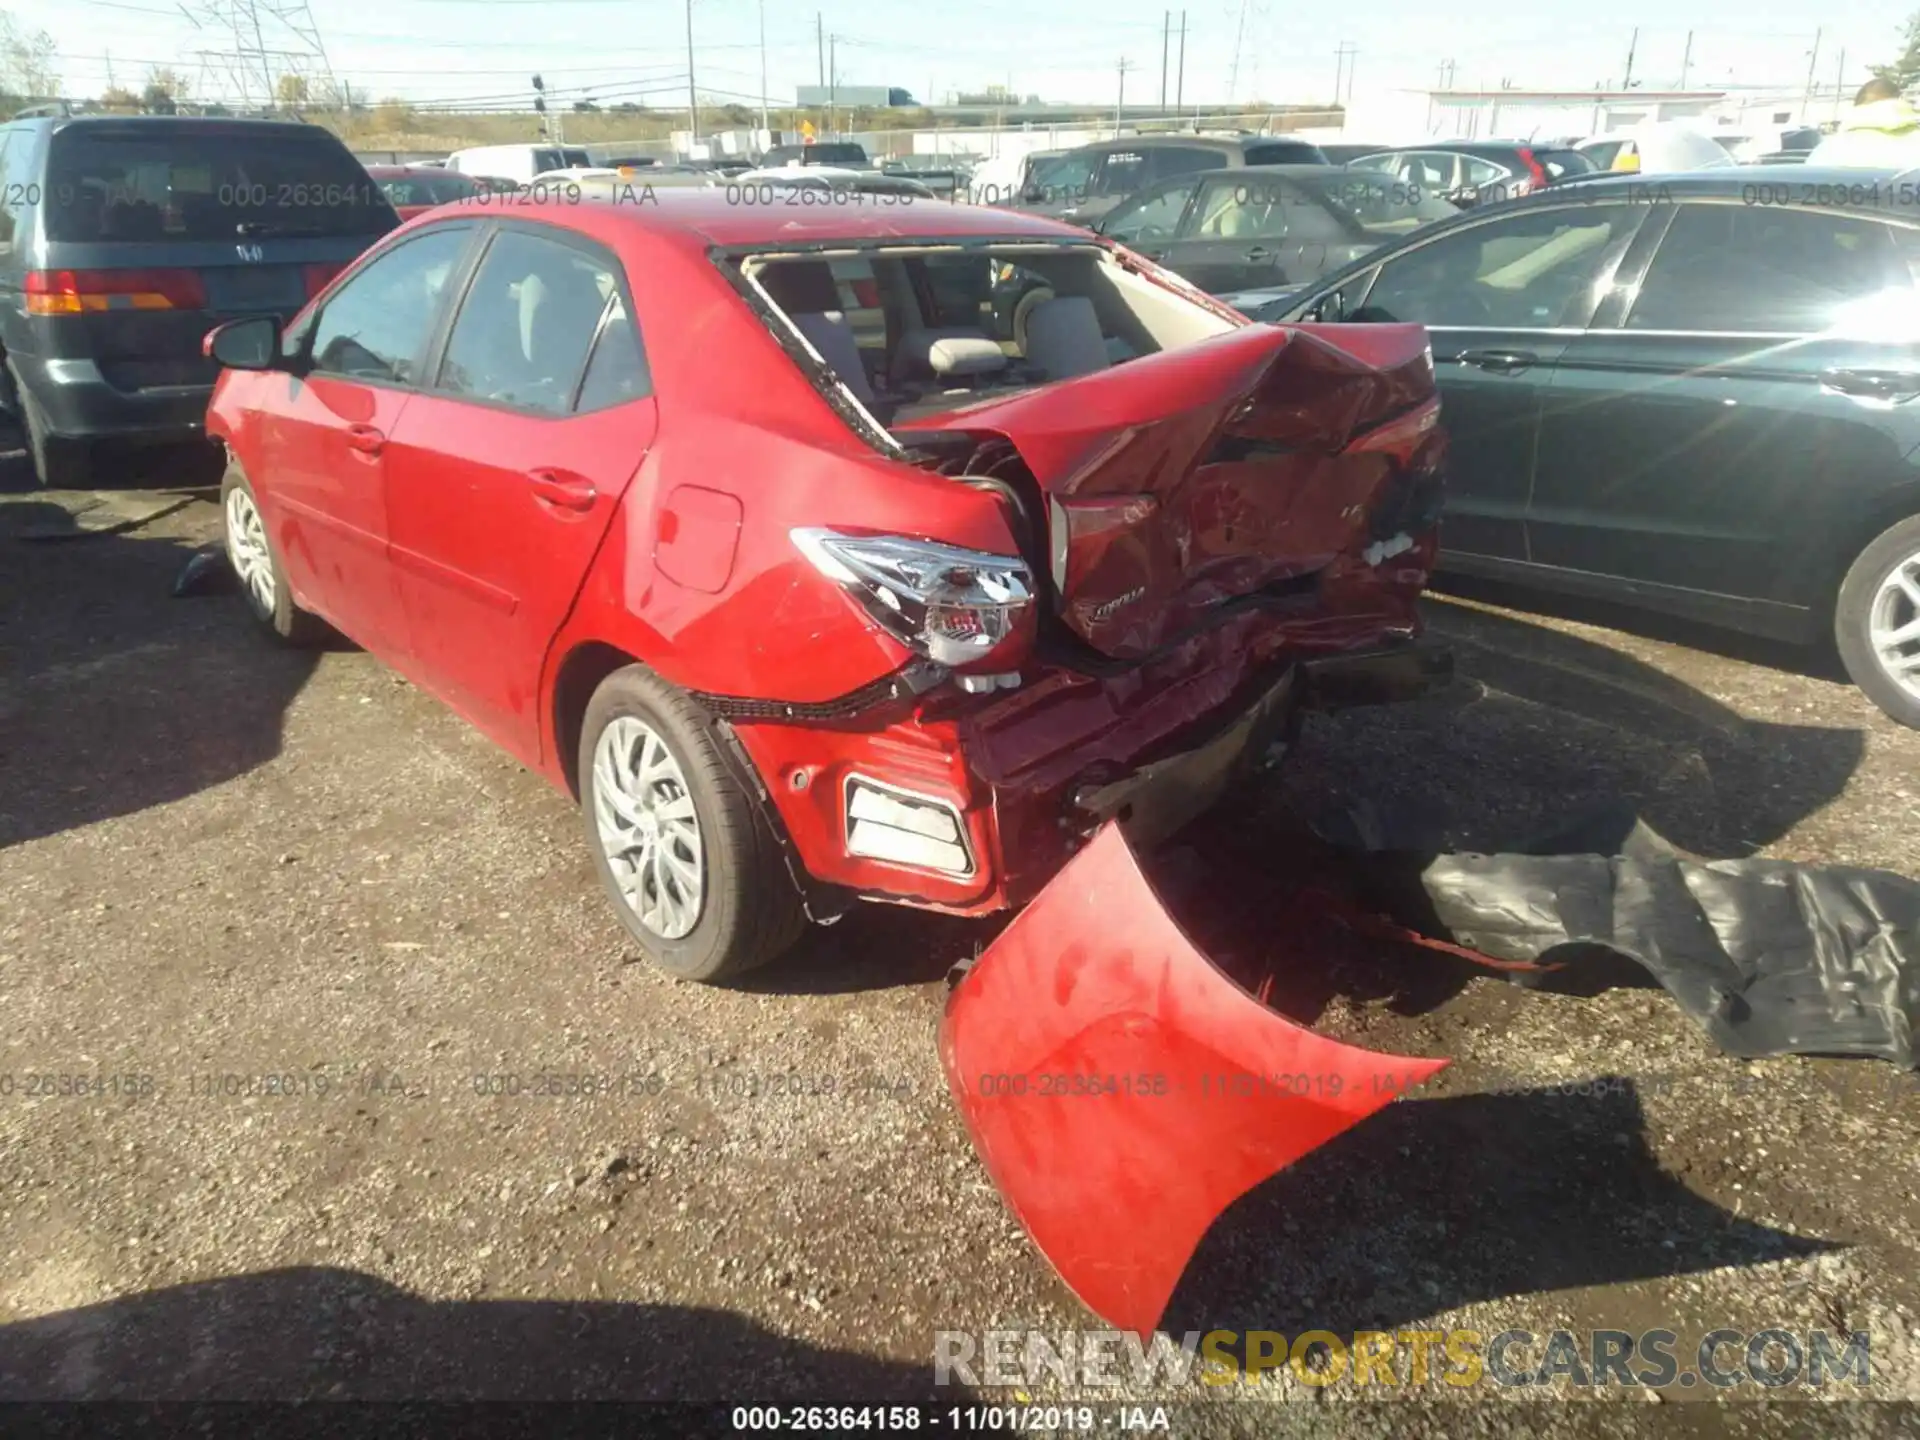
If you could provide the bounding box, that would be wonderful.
[1515,148,1550,191]
[25,268,207,315]
[302,261,346,299]
[792,528,1034,670]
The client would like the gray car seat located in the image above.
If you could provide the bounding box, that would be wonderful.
[1023,296,1110,381]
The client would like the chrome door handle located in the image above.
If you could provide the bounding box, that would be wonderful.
[1457,348,1539,375]
[1821,367,1920,403]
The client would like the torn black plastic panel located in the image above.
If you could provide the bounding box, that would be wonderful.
[1337,805,1920,1069]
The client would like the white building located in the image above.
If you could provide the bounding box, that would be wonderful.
[1341,86,1854,145]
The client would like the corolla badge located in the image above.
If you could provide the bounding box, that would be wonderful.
[1090,586,1147,622]
[235,243,264,262]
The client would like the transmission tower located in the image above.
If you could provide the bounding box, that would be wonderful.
[182,0,339,111]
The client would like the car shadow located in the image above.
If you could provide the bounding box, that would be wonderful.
[1164,1082,1838,1341]
[1283,592,1866,862]
[0,1266,975,1405]
[0,496,321,850]
[0,429,223,496]
[735,903,1003,997]
[1431,571,1850,683]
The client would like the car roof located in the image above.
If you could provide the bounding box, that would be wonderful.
[407,186,1096,250]
[1074,134,1281,154]
[1563,163,1908,192]
[32,115,338,139]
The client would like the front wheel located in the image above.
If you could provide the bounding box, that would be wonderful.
[1835,515,1920,729]
[220,462,329,646]
[579,666,806,982]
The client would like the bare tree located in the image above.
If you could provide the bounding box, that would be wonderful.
[0,13,59,103]
[143,65,189,114]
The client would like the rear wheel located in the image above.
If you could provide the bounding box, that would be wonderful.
[220,462,329,646]
[1835,515,1920,729]
[13,369,90,490]
[579,665,806,982]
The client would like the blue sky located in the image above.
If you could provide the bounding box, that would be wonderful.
[10,0,1913,112]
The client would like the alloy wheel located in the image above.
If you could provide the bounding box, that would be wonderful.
[1869,549,1920,702]
[224,486,276,618]
[591,716,706,940]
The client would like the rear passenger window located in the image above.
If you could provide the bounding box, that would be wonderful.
[1627,205,1906,333]
[1362,204,1637,327]
[1093,151,1151,196]
[1150,147,1224,181]
[309,226,471,384]
[573,294,651,410]
[436,228,618,414]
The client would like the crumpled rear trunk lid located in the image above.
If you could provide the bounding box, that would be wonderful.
[902,322,1438,660]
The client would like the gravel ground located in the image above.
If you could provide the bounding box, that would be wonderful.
[2,457,1918,1435]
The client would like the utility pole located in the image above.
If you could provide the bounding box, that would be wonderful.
[1679,30,1692,89]
[829,33,837,137]
[1621,27,1638,90]
[1227,0,1248,108]
[1115,57,1130,132]
[758,0,768,135]
[1333,41,1356,107]
[1160,11,1169,111]
[1175,10,1185,117]
[816,13,824,88]
[1834,47,1847,121]
[686,0,699,141]
[1804,28,1823,119]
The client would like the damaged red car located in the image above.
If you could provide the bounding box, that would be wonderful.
[205,191,1449,982]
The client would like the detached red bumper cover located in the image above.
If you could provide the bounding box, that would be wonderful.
[940,822,1447,1336]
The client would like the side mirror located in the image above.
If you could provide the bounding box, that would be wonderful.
[204,315,280,371]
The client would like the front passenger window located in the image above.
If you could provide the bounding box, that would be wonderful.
[309,226,471,383]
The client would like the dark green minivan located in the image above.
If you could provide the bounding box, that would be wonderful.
[0,111,397,486]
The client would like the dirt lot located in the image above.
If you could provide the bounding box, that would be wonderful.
[2,455,1919,1435]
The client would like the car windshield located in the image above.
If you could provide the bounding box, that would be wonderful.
[46,127,393,241]
[808,144,869,165]
[1027,152,1095,192]
[378,172,483,206]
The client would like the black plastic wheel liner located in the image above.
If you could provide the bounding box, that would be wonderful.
[1334,804,1920,1069]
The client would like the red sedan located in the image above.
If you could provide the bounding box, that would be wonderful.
[362,164,491,221]
[204,190,1447,981]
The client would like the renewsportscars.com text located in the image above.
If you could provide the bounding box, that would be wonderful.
[933,1327,1873,1391]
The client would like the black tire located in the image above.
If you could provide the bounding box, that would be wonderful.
[578,665,807,982]
[14,369,90,490]
[1835,514,1920,730]
[219,461,330,647]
